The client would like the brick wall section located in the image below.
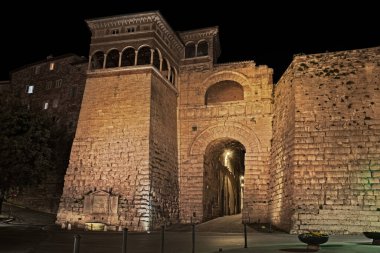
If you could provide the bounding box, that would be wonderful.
[270,69,296,231]
[149,72,179,228]
[274,47,380,234]
[178,62,273,223]
[57,69,152,231]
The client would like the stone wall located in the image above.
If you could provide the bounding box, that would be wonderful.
[270,68,296,231]
[273,47,380,234]
[149,72,179,228]
[57,69,153,231]
[178,61,273,223]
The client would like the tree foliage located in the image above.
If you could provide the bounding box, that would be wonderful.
[0,95,54,212]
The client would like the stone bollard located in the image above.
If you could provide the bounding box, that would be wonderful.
[68,223,72,230]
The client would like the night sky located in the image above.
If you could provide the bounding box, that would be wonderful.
[1,1,379,82]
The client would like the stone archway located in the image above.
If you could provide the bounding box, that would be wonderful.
[180,122,269,224]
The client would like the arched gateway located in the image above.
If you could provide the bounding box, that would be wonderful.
[179,123,270,224]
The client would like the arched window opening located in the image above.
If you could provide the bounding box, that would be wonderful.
[90,51,104,70]
[105,49,120,68]
[205,81,244,105]
[197,41,208,56]
[161,59,169,79]
[153,49,160,70]
[170,67,176,85]
[137,46,151,65]
[121,48,135,67]
[185,42,196,58]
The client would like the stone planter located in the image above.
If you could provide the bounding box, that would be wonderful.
[298,233,329,251]
[363,232,380,245]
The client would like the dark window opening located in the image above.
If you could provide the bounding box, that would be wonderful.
[91,51,104,70]
[170,67,176,85]
[106,49,120,68]
[197,41,209,56]
[153,50,160,70]
[121,48,135,67]
[161,59,169,79]
[185,42,196,58]
[137,47,151,65]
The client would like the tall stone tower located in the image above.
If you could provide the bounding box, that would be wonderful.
[57,12,182,231]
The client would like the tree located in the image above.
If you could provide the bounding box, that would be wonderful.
[0,95,53,213]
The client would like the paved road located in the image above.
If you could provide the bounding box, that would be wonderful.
[0,225,377,253]
[0,203,378,253]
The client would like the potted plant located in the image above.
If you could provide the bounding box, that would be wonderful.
[298,231,329,251]
[363,232,380,245]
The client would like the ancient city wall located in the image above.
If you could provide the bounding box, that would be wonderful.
[178,61,273,223]
[270,68,296,231]
[273,47,380,234]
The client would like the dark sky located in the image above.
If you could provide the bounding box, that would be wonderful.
[1,1,379,82]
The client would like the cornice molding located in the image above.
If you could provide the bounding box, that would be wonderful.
[86,12,184,57]
[179,27,219,41]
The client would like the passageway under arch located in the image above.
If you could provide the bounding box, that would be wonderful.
[203,138,245,221]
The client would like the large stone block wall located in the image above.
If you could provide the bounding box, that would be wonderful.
[57,69,153,231]
[178,62,273,223]
[148,72,179,228]
[274,47,380,234]
[270,69,296,231]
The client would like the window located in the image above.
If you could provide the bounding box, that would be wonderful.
[43,102,49,110]
[111,29,119,35]
[34,66,41,74]
[121,48,135,67]
[137,47,152,65]
[49,62,55,70]
[55,79,62,88]
[126,27,135,33]
[26,85,34,94]
[91,51,105,70]
[197,41,209,56]
[52,98,59,108]
[105,49,120,68]
[185,42,196,58]
[46,81,52,90]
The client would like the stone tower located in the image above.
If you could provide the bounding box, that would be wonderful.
[57,12,182,231]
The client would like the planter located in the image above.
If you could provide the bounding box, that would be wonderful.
[298,233,329,251]
[363,232,380,245]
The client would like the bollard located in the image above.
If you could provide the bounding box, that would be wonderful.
[122,228,128,253]
[161,225,165,253]
[192,224,195,253]
[244,223,247,248]
[73,234,81,253]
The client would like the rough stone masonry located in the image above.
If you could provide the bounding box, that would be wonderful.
[56,11,380,233]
